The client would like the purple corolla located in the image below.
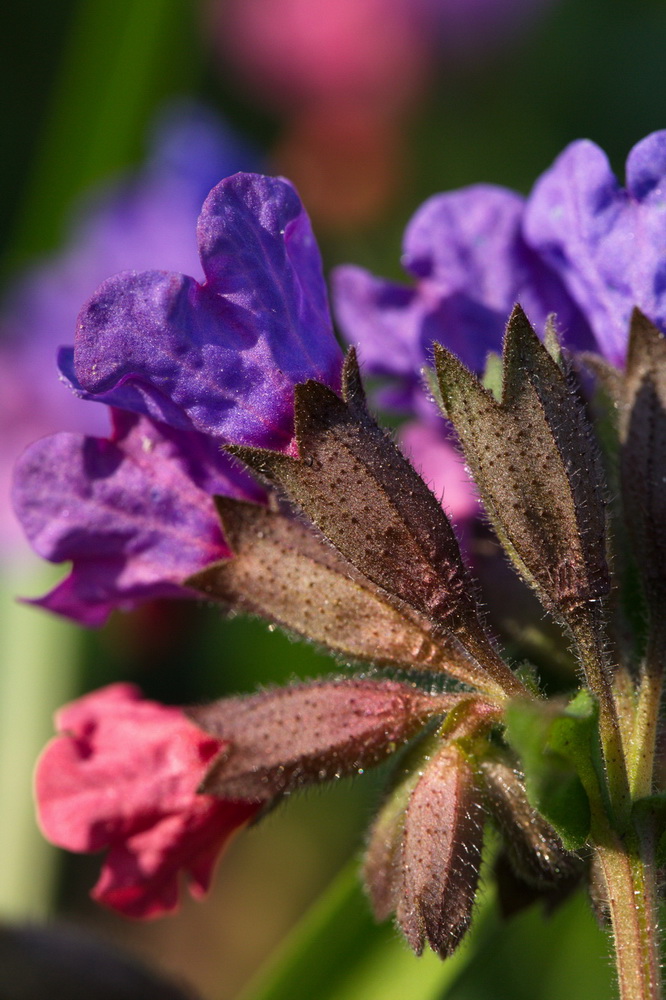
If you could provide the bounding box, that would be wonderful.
[335,131,666,395]
[333,132,666,503]
[524,130,666,368]
[333,184,594,416]
[60,173,342,450]
[13,173,343,624]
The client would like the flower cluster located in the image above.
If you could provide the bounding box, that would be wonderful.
[12,133,666,979]
[334,131,666,500]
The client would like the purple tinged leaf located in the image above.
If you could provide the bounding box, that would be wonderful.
[188,499,492,688]
[396,743,485,958]
[479,757,579,889]
[620,309,666,609]
[66,173,343,450]
[189,678,454,801]
[229,350,525,699]
[12,411,260,625]
[524,132,666,366]
[435,305,610,620]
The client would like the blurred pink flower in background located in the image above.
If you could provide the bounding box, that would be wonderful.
[207,0,556,228]
[209,0,427,115]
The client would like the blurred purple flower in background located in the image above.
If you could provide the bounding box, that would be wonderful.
[1,103,257,559]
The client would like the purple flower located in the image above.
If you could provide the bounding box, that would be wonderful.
[13,410,263,626]
[333,134,666,520]
[333,184,593,413]
[332,184,593,521]
[1,103,258,558]
[523,130,666,367]
[61,173,343,451]
[13,172,343,624]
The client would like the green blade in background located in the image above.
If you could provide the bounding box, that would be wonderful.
[0,566,80,919]
[8,0,199,267]
[235,860,496,1000]
[445,889,613,1000]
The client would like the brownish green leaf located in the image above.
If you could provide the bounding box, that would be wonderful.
[229,349,524,699]
[435,305,610,622]
[396,743,485,958]
[620,309,666,611]
[190,678,456,801]
[188,499,496,689]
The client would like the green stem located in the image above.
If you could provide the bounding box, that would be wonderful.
[628,619,666,799]
[568,606,630,823]
[593,830,661,1000]
[458,629,536,703]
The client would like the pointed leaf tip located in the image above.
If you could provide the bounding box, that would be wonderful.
[435,308,610,623]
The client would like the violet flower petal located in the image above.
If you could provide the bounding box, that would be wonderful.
[68,173,343,450]
[12,412,255,625]
[0,103,257,558]
[334,185,593,396]
[523,131,666,367]
[402,184,593,353]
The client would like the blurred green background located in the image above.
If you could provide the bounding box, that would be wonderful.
[1,1,665,997]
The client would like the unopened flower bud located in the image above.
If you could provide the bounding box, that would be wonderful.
[479,756,581,888]
[364,741,484,959]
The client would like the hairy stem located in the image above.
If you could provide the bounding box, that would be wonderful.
[594,828,662,1000]
[568,606,630,822]
[628,618,666,799]
[455,629,535,703]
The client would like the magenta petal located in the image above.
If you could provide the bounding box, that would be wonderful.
[37,684,225,851]
[35,684,259,919]
[69,173,343,450]
[91,798,256,919]
[524,131,666,366]
[12,413,245,624]
[398,421,478,523]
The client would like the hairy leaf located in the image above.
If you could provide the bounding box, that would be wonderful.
[396,744,484,958]
[620,309,666,611]
[229,349,524,699]
[435,305,610,621]
[188,499,496,689]
[479,756,581,888]
[190,678,455,801]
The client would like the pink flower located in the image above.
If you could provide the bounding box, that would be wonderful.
[35,684,258,918]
